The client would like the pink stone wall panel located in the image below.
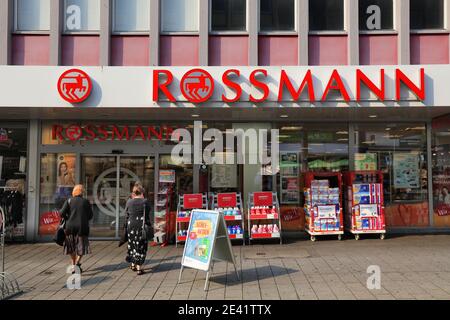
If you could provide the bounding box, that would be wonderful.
[359,35,397,65]
[12,35,49,65]
[61,36,100,66]
[160,36,199,66]
[209,36,248,66]
[258,36,298,66]
[111,36,149,66]
[411,34,449,64]
[308,35,347,66]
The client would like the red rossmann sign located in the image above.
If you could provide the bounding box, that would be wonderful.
[152,68,426,103]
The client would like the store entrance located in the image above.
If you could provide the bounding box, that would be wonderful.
[81,155,155,239]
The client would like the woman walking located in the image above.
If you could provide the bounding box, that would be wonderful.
[125,185,153,275]
[60,184,93,274]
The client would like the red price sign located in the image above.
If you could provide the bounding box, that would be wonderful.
[217,193,237,208]
[183,194,203,209]
[253,192,273,206]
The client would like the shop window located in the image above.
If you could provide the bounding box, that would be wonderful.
[64,0,100,33]
[39,153,76,236]
[432,115,450,227]
[15,0,50,32]
[0,126,27,240]
[161,0,199,33]
[410,0,444,30]
[112,0,150,33]
[359,0,393,31]
[211,0,247,32]
[260,0,295,32]
[309,0,344,31]
[354,123,429,227]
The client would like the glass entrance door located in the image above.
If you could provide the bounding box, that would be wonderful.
[81,155,155,238]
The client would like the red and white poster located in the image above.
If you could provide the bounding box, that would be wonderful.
[434,174,450,216]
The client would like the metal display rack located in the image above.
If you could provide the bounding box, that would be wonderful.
[175,193,208,247]
[247,192,282,245]
[304,172,344,241]
[1,206,21,300]
[151,182,174,247]
[344,171,386,240]
[210,193,245,245]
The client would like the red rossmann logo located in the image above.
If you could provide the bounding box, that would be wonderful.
[180,69,214,103]
[57,69,92,103]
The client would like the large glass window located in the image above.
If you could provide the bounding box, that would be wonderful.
[410,0,444,30]
[309,0,344,31]
[211,0,246,32]
[432,115,450,227]
[113,0,150,32]
[64,0,100,32]
[15,0,50,31]
[260,0,295,32]
[39,153,76,236]
[359,0,393,31]
[161,0,199,32]
[354,123,428,227]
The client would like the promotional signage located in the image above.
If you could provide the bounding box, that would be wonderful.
[159,170,176,183]
[179,210,238,290]
[393,153,420,189]
[217,193,237,208]
[183,194,204,209]
[355,153,378,171]
[57,68,92,103]
[253,192,274,207]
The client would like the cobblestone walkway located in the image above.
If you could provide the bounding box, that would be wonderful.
[4,235,450,300]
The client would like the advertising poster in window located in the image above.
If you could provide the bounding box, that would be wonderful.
[393,153,420,189]
[280,152,299,203]
[159,169,176,183]
[211,165,237,188]
[56,154,76,199]
[433,174,450,217]
[182,210,219,271]
[355,153,377,171]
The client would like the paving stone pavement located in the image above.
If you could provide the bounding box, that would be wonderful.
[3,235,450,300]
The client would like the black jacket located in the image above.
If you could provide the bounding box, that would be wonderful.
[125,198,153,230]
[60,196,94,237]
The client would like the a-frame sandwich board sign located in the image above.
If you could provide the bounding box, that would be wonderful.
[178,209,239,291]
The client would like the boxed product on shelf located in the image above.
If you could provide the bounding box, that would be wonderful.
[250,224,279,234]
[356,204,380,217]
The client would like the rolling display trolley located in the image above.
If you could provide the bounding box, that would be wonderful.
[210,193,245,245]
[152,170,175,247]
[248,192,282,245]
[0,206,21,300]
[304,172,344,241]
[176,193,208,247]
[344,171,386,240]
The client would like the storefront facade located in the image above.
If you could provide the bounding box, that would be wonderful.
[1,0,450,241]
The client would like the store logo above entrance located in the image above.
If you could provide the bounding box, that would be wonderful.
[180,69,215,103]
[57,69,92,104]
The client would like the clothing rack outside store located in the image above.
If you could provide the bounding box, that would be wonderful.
[0,205,21,300]
[0,186,22,242]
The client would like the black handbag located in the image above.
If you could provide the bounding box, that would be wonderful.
[53,219,66,246]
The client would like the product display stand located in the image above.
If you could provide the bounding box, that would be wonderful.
[175,193,208,247]
[210,193,245,245]
[0,206,21,300]
[344,171,386,240]
[247,192,282,245]
[304,172,344,241]
[152,182,174,247]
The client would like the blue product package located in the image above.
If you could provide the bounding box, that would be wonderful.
[362,219,370,229]
[353,184,370,193]
[353,194,371,204]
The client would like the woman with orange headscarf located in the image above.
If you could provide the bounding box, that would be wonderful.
[60,184,93,274]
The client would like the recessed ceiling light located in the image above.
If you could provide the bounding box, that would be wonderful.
[369,115,378,118]
[280,115,289,118]
[191,114,200,118]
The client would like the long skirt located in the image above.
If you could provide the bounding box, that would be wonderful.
[64,234,91,256]
[126,226,148,266]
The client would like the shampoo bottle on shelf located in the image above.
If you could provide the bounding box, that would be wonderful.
[273,224,280,233]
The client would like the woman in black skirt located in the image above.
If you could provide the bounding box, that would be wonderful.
[125,185,153,275]
[60,184,93,274]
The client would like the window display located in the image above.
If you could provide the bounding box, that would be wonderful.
[355,123,428,227]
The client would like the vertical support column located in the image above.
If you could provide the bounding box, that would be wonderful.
[26,121,40,242]
[50,0,62,66]
[150,0,160,66]
[348,123,356,171]
[427,121,434,227]
[346,0,359,65]
[0,0,13,65]
[100,0,111,66]
[248,0,258,66]
[396,0,410,64]
[199,0,209,65]
[298,0,309,65]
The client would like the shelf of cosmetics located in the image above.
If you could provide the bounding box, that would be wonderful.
[250,224,281,238]
[177,207,243,222]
